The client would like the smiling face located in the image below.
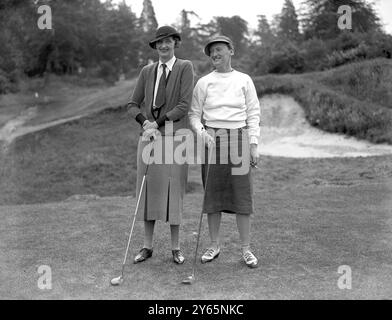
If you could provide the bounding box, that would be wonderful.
[209,42,234,72]
[155,36,176,63]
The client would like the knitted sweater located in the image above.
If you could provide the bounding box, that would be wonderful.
[189,70,260,144]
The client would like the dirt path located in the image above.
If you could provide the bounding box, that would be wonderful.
[0,79,135,144]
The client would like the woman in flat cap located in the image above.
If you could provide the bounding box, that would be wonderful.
[127,26,194,264]
[189,35,260,268]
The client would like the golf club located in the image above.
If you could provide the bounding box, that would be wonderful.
[182,141,215,285]
[111,135,154,286]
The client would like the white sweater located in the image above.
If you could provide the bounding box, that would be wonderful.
[189,70,261,145]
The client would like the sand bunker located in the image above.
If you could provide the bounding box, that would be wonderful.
[258,95,392,158]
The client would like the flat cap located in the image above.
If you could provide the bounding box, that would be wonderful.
[204,35,234,56]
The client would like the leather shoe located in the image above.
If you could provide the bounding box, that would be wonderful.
[134,248,153,263]
[172,249,185,264]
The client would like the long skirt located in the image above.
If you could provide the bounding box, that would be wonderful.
[201,127,254,215]
[135,134,188,225]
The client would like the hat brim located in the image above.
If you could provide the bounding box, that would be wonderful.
[149,33,181,49]
[204,40,233,56]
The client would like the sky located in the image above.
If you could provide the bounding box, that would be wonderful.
[119,0,392,35]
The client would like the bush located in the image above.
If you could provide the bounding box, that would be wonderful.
[328,32,363,52]
[267,42,305,74]
[324,32,392,69]
[98,61,118,85]
[317,58,392,109]
[300,38,329,71]
[249,31,392,76]
[0,74,11,94]
[247,46,272,76]
[361,32,392,60]
[326,42,369,68]
[0,69,18,94]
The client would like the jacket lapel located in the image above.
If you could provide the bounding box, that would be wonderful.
[148,62,158,101]
[166,59,179,93]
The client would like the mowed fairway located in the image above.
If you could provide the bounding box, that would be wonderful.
[1,156,391,299]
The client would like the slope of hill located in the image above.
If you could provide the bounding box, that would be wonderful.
[254,58,392,144]
[309,59,392,110]
[0,76,136,143]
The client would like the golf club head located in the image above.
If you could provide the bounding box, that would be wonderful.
[181,275,195,285]
[110,275,123,286]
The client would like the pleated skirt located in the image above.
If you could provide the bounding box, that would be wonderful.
[135,135,188,225]
[201,127,254,215]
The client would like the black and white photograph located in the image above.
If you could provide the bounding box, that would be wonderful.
[0,0,392,304]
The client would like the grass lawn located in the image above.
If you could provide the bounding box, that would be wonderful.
[0,105,140,205]
[1,156,391,299]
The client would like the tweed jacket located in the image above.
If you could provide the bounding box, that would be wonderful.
[128,58,194,135]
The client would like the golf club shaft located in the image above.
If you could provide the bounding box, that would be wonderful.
[191,208,203,276]
[120,137,154,276]
[189,144,215,277]
[121,174,146,269]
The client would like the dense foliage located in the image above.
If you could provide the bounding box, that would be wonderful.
[0,0,391,93]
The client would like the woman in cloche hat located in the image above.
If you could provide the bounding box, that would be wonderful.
[127,26,194,265]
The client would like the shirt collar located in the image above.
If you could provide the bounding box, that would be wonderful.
[158,56,176,72]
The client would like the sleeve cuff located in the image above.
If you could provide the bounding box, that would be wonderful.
[156,115,169,128]
[135,113,147,126]
[250,136,259,145]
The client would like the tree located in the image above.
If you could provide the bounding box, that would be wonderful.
[268,42,305,74]
[0,0,42,76]
[174,10,203,61]
[137,0,159,66]
[100,1,139,76]
[214,16,249,55]
[302,0,381,40]
[255,14,275,46]
[139,0,158,32]
[0,0,26,10]
[0,0,142,79]
[277,0,300,42]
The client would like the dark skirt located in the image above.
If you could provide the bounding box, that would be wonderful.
[201,127,254,215]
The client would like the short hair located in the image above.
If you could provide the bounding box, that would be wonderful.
[173,36,181,48]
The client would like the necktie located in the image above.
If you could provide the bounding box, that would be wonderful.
[155,63,167,110]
